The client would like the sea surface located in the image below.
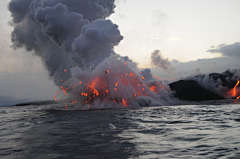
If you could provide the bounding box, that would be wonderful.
[1,100,240,158]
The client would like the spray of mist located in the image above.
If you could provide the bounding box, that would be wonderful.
[8,0,184,109]
[151,50,172,72]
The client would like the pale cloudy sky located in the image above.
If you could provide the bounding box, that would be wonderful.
[0,0,46,73]
[110,0,240,67]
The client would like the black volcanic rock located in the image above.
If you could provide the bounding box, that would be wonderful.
[169,80,223,101]
[14,100,57,106]
[169,69,240,101]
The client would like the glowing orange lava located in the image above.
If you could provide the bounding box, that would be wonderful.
[234,81,239,89]
[56,62,168,108]
[93,89,99,96]
[122,99,127,107]
[81,93,88,96]
[232,80,240,97]
[62,88,67,96]
[150,85,157,92]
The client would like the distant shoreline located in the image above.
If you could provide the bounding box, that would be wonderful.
[14,100,57,106]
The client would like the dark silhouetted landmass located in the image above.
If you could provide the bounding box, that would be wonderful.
[14,100,57,106]
[169,69,240,101]
[169,80,223,101]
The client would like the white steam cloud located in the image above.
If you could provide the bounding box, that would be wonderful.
[8,0,182,109]
[151,50,172,72]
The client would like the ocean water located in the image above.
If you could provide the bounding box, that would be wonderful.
[1,101,240,159]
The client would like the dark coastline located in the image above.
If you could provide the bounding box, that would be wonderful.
[14,100,57,106]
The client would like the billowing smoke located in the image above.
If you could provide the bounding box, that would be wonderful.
[207,42,240,58]
[8,0,121,83]
[151,50,172,72]
[8,0,180,109]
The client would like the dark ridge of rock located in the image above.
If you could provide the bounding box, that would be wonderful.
[14,100,57,106]
[209,73,228,86]
[169,69,240,101]
[169,80,223,101]
[222,69,239,78]
[221,69,240,88]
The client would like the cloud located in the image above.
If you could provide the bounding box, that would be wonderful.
[8,0,121,86]
[151,50,172,72]
[165,37,183,41]
[152,10,169,26]
[152,37,183,41]
[207,42,240,57]
[151,56,240,80]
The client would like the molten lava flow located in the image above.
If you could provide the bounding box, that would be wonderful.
[122,99,127,107]
[234,81,239,89]
[150,86,156,92]
[231,80,240,98]
[62,88,67,96]
[55,56,172,109]
[233,80,240,96]
[81,93,88,96]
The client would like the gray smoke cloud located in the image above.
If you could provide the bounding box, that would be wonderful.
[8,0,178,109]
[8,0,122,85]
[151,50,172,72]
[207,42,240,58]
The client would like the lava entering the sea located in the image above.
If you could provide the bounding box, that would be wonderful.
[232,80,240,99]
[54,55,171,109]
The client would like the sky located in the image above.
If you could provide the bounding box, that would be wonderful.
[111,0,240,64]
[0,0,240,105]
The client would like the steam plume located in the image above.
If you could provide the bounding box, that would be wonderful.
[9,0,121,84]
[151,50,172,72]
[8,0,176,109]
